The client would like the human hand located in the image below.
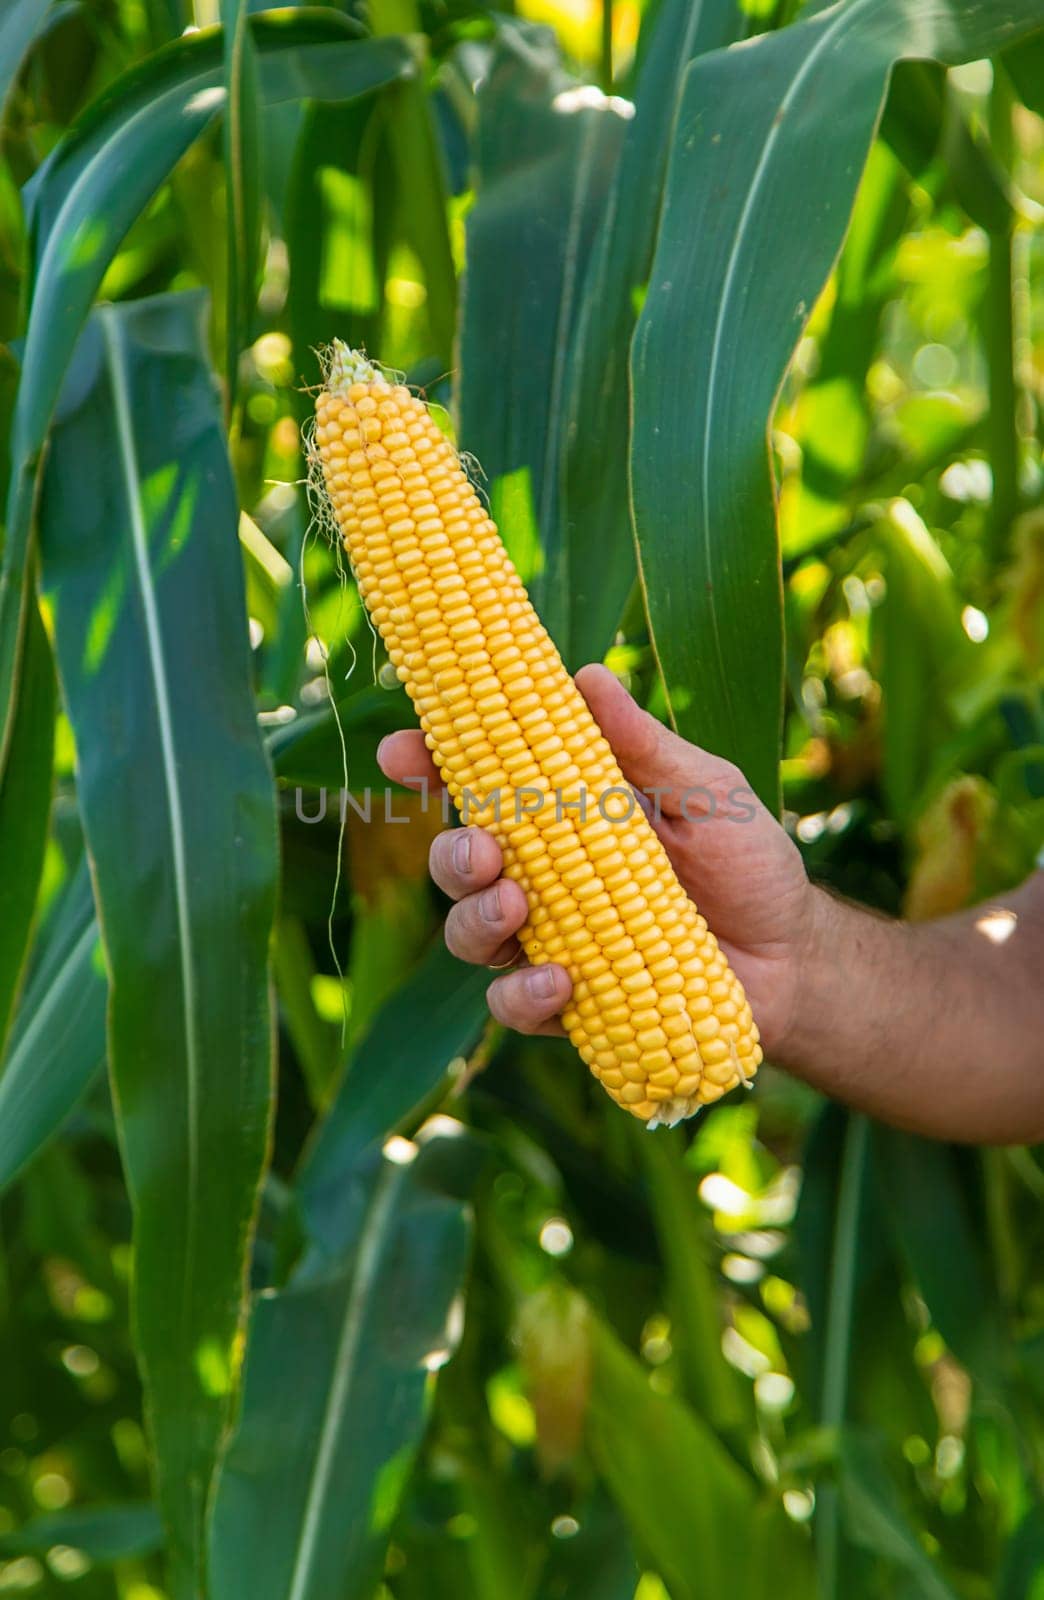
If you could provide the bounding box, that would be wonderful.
[377,664,814,1058]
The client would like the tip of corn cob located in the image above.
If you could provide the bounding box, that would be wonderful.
[325,341,379,395]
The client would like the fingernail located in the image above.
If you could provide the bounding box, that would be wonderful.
[526,964,557,1000]
[452,830,472,877]
[479,885,502,923]
[376,736,390,765]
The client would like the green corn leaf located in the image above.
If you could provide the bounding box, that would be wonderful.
[0,66,219,781]
[1000,1504,1044,1600]
[286,95,394,393]
[370,0,456,369]
[584,1305,812,1599]
[839,1431,962,1600]
[298,939,489,1262]
[876,499,968,822]
[272,916,340,1111]
[779,140,909,557]
[459,20,627,662]
[635,1128,751,1435]
[220,0,262,408]
[1004,32,1044,117]
[210,1138,472,1600]
[0,863,105,1196]
[37,291,279,1599]
[0,594,54,1052]
[873,1128,1011,1396]
[815,1112,870,1600]
[0,15,415,784]
[882,61,1014,236]
[563,0,745,667]
[539,1487,639,1600]
[0,1503,164,1563]
[0,0,52,120]
[631,0,1044,811]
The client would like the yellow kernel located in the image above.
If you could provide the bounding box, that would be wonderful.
[587,971,618,996]
[636,1027,668,1052]
[605,1024,633,1046]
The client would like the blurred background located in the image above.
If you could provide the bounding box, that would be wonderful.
[1,0,1044,1597]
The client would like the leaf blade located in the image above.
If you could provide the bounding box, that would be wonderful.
[37,292,279,1598]
[211,1144,471,1600]
[563,0,745,666]
[584,1306,811,1598]
[0,596,54,1051]
[298,940,489,1261]
[0,19,414,778]
[0,867,106,1196]
[631,0,1044,809]
[220,0,262,405]
[459,22,626,660]
[0,0,52,120]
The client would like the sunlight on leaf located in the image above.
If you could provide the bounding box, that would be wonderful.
[83,568,126,677]
[489,466,543,584]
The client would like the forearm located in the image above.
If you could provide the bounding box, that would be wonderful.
[777,874,1044,1143]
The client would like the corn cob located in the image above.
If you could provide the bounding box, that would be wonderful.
[313,343,761,1126]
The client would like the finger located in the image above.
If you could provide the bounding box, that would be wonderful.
[574,663,756,820]
[429,826,505,900]
[444,878,530,964]
[377,730,442,792]
[487,963,570,1035]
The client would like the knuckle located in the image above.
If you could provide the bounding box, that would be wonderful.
[497,878,528,927]
[678,762,746,818]
[709,757,744,791]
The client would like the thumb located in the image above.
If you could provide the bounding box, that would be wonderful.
[574,663,754,821]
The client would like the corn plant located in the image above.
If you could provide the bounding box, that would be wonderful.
[1,1,1043,1597]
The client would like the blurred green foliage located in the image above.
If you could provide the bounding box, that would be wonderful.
[0,1,1043,1598]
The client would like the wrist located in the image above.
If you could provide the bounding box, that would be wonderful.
[770,884,851,1071]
